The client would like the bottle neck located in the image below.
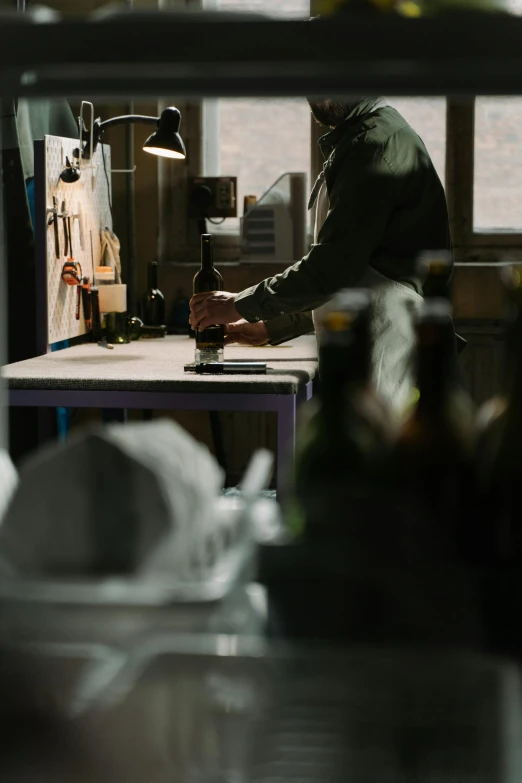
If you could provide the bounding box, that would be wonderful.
[148,262,158,290]
[201,238,214,271]
[416,324,458,412]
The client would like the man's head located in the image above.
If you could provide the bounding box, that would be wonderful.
[307,98,365,128]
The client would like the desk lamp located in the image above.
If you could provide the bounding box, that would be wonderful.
[80,106,186,161]
[76,105,186,317]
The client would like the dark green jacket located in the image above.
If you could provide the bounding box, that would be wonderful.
[235,98,452,344]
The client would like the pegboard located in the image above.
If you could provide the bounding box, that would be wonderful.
[35,135,113,347]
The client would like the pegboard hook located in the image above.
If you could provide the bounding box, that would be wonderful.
[78,101,96,179]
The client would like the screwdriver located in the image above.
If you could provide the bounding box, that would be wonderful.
[61,200,68,258]
[48,196,60,259]
[81,276,91,331]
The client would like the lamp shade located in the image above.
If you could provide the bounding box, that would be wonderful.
[143,106,186,160]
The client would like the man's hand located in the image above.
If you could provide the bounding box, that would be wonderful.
[189,291,240,331]
[225,319,269,346]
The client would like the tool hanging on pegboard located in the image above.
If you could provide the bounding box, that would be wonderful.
[61,199,68,258]
[41,134,113,345]
[75,284,81,320]
[61,199,82,286]
[46,196,60,260]
[61,261,82,286]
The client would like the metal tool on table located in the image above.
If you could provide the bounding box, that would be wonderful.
[184,362,267,375]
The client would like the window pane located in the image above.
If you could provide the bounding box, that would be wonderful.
[386,98,447,187]
[474,97,522,231]
[214,98,311,231]
[205,0,311,231]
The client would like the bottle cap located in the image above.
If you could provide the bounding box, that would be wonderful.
[319,289,373,346]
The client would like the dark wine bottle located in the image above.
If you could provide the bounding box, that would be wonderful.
[141,261,165,327]
[477,267,522,564]
[193,234,224,364]
[287,289,391,537]
[393,298,477,560]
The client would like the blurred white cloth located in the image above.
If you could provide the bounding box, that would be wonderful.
[100,228,122,284]
[0,420,223,580]
[0,450,17,525]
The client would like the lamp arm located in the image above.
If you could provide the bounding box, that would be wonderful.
[81,114,160,159]
[98,115,158,133]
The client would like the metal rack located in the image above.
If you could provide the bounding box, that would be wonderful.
[1,10,522,98]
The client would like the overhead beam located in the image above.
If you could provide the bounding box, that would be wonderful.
[0,12,522,98]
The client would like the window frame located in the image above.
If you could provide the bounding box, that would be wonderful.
[447,98,522,254]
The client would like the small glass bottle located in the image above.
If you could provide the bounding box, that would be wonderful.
[393,298,477,558]
[193,234,224,364]
[141,261,165,327]
[288,290,391,537]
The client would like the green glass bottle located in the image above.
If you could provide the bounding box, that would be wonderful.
[193,234,224,364]
[288,290,390,538]
[393,298,476,559]
[142,261,165,327]
[477,267,522,563]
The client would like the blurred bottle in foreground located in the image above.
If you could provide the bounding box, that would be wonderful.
[476,266,522,564]
[286,290,391,537]
[315,0,510,15]
[392,298,477,560]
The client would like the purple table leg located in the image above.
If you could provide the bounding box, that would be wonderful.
[276,380,314,495]
[9,381,315,495]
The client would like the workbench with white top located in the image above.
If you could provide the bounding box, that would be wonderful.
[3,335,318,491]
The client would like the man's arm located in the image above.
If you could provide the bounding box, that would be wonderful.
[235,147,398,322]
[265,311,315,345]
[224,312,315,346]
